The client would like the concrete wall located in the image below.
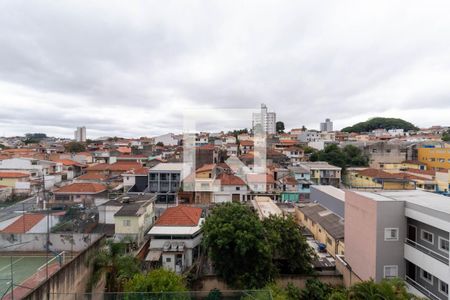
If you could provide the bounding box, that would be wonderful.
[375,200,406,282]
[22,235,105,300]
[344,191,378,281]
[0,233,103,252]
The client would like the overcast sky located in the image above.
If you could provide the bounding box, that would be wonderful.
[0,0,449,138]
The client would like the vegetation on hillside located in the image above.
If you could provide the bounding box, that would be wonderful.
[124,268,187,293]
[341,117,419,133]
[202,203,313,289]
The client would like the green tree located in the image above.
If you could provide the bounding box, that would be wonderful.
[442,130,450,142]
[347,278,417,300]
[309,144,368,171]
[64,141,86,153]
[206,288,222,300]
[124,268,187,293]
[299,278,333,300]
[263,215,314,274]
[202,203,275,288]
[156,142,164,147]
[276,121,285,134]
[341,117,419,133]
[88,241,140,292]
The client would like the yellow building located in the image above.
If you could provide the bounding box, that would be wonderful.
[0,172,30,188]
[418,146,450,170]
[114,199,155,244]
[436,169,450,193]
[346,168,416,190]
[295,204,345,258]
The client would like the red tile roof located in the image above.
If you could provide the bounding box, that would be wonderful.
[87,162,142,172]
[53,159,85,167]
[155,206,202,226]
[54,183,107,194]
[246,173,275,184]
[117,147,132,154]
[196,164,215,173]
[0,172,29,178]
[123,167,149,175]
[1,214,45,233]
[405,168,436,176]
[217,173,246,186]
[76,173,108,181]
[240,140,254,147]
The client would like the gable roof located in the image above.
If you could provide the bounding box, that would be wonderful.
[217,173,246,186]
[87,162,142,172]
[54,183,107,194]
[76,173,108,181]
[155,206,202,226]
[1,214,45,233]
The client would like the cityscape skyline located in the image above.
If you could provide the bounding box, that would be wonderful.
[1,1,450,137]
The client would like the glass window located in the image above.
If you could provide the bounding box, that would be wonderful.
[166,257,171,262]
[421,230,434,244]
[384,265,398,278]
[439,237,449,252]
[421,270,433,284]
[384,228,399,241]
[123,220,131,227]
[439,280,448,296]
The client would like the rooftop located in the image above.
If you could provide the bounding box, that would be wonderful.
[150,163,187,172]
[311,185,345,201]
[1,213,45,233]
[299,162,341,171]
[0,171,30,178]
[54,182,107,194]
[155,206,203,226]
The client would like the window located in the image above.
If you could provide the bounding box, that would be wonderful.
[326,236,332,245]
[384,265,398,278]
[439,237,449,252]
[236,186,240,191]
[421,230,434,244]
[123,220,131,227]
[439,280,448,296]
[384,228,399,241]
[420,270,433,284]
[166,257,171,262]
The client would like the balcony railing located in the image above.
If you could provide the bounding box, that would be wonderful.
[405,238,449,265]
[405,276,442,300]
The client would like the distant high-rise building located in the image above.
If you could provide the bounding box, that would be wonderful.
[320,118,333,132]
[74,126,86,142]
[252,104,276,134]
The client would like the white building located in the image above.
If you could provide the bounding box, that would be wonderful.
[320,118,333,132]
[152,133,179,146]
[74,126,86,142]
[252,104,276,134]
[146,206,203,273]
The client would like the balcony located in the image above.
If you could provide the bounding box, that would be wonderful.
[405,238,449,265]
[405,276,441,300]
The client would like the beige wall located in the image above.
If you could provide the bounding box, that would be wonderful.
[344,191,378,281]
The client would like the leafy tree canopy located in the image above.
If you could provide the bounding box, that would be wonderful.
[64,141,86,153]
[341,117,419,133]
[310,144,369,171]
[442,130,450,142]
[124,268,186,293]
[263,215,314,274]
[276,121,285,134]
[202,203,275,289]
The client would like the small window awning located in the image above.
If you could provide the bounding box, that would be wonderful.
[145,250,162,261]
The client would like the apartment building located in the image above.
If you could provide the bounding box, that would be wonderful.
[298,162,341,187]
[344,190,450,300]
[252,103,276,134]
[419,146,450,170]
[148,163,189,204]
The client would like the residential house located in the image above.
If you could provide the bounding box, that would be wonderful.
[214,172,248,203]
[146,206,203,273]
[281,147,304,164]
[113,196,156,244]
[0,172,31,195]
[418,145,450,170]
[52,182,107,206]
[295,203,345,258]
[240,140,254,155]
[149,163,190,204]
[298,162,341,187]
[288,166,314,200]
